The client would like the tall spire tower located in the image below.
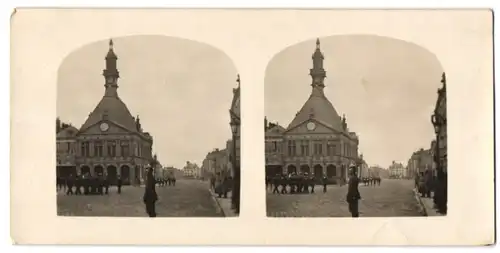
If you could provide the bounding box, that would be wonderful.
[310,38,327,96]
[103,39,120,97]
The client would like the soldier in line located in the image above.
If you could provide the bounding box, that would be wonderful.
[143,167,158,218]
[296,173,303,194]
[322,174,328,193]
[346,166,361,218]
[309,174,316,193]
[74,174,82,195]
[104,174,110,194]
[91,174,98,195]
[287,173,295,194]
[117,175,123,194]
[66,174,74,195]
[271,174,280,194]
[97,174,103,195]
[82,173,89,195]
[301,173,309,193]
[280,174,288,194]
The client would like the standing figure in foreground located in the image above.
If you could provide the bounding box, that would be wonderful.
[346,166,361,218]
[143,167,158,217]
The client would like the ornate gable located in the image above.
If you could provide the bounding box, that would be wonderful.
[78,120,135,136]
[285,119,337,135]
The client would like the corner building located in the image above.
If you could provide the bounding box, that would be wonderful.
[74,40,153,185]
[265,39,360,182]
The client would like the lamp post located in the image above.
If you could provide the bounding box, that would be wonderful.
[230,116,240,214]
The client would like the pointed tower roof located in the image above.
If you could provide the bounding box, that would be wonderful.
[286,38,344,132]
[79,40,138,133]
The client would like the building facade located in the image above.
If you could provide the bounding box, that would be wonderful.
[165,166,182,179]
[183,161,201,178]
[431,72,448,214]
[56,123,78,177]
[388,161,406,178]
[57,40,154,185]
[153,158,163,179]
[434,73,447,173]
[264,39,360,182]
[204,148,229,177]
[407,148,433,178]
[358,154,369,178]
[368,165,390,178]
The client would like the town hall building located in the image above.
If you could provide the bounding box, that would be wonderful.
[265,39,360,182]
[56,39,154,185]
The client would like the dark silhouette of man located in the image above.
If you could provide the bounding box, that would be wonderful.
[143,167,158,217]
[346,166,361,218]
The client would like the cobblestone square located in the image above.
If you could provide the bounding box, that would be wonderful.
[266,179,422,217]
[57,179,223,217]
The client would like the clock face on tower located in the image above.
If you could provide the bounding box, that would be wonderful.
[100,122,110,132]
[107,77,114,83]
[306,122,316,131]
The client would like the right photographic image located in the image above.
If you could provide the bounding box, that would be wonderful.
[264,36,447,218]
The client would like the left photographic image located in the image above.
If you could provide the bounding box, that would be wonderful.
[56,35,241,217]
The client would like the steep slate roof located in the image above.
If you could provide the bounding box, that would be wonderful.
[79,96,137,132]
[285,38,344,133]
[286,90,344,132]
[78,39,139,134]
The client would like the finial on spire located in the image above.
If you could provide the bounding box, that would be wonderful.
[236,74,241,87]
[441,72,446,86]
[109,39,114,50]
[316,38,320,49]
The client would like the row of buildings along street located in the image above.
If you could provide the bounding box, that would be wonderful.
[265,37,446,217]
[56,38,240,217]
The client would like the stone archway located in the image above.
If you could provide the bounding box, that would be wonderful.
[120,165,131,185]
[300,164,310,175]
[287,165,297,174]
[94,165,104,176]
[314,164,323,178]
[107,165,118,185]
[81,165,90,176]
[327,164,336,178]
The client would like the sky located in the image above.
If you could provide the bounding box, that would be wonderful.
[264,35,444,169]
[57,35,238,169]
